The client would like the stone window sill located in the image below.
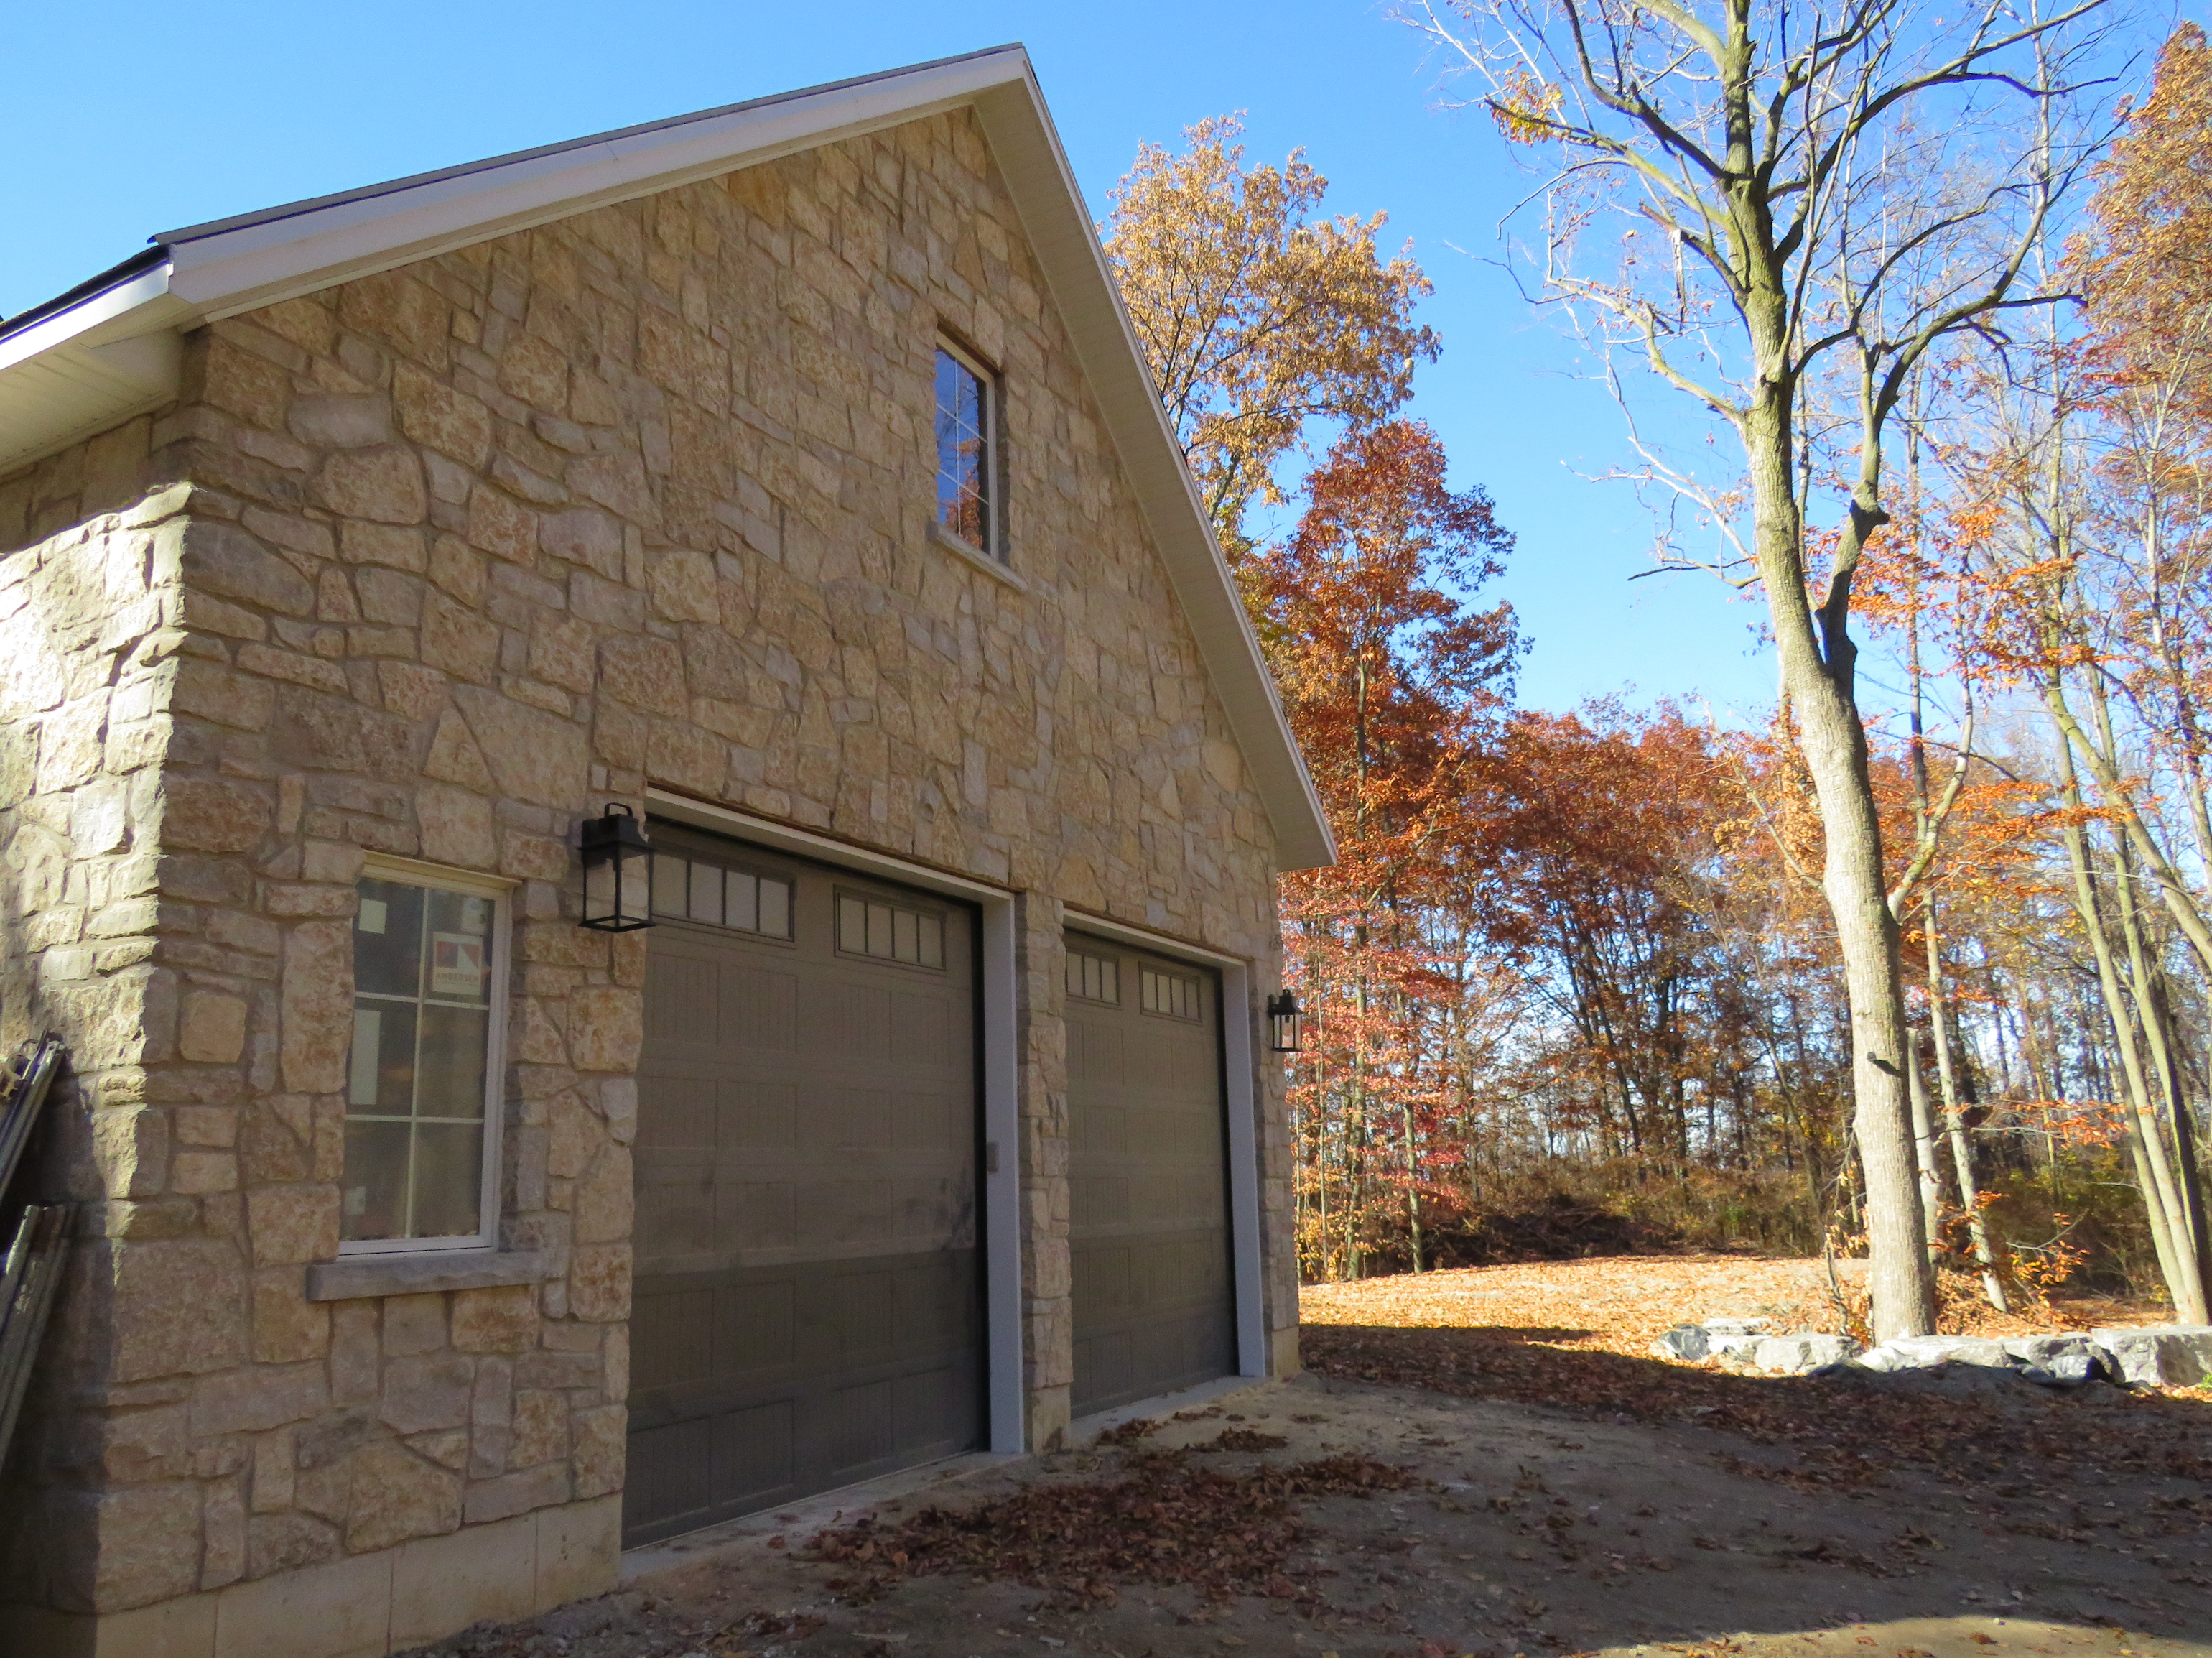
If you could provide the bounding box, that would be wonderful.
[305,1249,544,1302]
[929,521,1028,591]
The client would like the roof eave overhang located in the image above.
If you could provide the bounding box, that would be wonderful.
[0,46,1337,872]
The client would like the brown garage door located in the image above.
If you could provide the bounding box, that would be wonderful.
[1066,931,1235,1417]
[624,826,983,1547]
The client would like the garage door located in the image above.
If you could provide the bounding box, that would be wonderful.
[1065,931,1235,1416]
[625,826,983,1547]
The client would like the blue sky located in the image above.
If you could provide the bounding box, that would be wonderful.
[2,0,1786,717]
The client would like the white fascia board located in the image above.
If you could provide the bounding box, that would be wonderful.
[968,82,1337,871]
[165,53,1028,321]
[0,263,188,475]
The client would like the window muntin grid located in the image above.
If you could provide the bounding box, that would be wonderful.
[1066,948,1120,1004]
[650,852,793,938]
[1140,965,1202,1021]
[934,343,993,555]
[837,891,947,970]
[343,874,498,1244]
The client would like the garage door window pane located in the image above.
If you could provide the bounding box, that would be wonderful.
[1067,948,1120,1004]
[837,890,948,971]
[343,873,503,1246]
[1140,966,1202,1021]
[658,852,793,940]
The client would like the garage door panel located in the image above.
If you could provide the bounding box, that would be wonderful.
[1067,931,1234,1417]
[721,1079,796,1149]
[626,829,982,1548]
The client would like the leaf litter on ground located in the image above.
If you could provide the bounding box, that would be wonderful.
[1298,1256,2211,1499]
[809,1441,1420,1608]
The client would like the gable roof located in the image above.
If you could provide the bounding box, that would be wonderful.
[0,46,1334,871]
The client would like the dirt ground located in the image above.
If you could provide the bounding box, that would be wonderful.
[400,1259,2212,1658]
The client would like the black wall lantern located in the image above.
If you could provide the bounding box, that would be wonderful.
[580,804,655,932]
[1266,991,1304,1054]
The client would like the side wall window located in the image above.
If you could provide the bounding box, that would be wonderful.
[341,860,511,1251]
[934,341,998,559]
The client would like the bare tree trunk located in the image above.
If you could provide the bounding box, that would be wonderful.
[1923,906,2009,1310]
[2054,730,2195,1312]
[1749,393,1936,1339]
[1907,1044,1944,1264]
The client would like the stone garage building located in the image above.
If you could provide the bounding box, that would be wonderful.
[0,43,1332,1658]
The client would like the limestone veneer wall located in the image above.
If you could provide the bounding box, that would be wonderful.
[0,103,1298,1654]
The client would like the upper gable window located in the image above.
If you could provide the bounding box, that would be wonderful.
[934,341,998,560]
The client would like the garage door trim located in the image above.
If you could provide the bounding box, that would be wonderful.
[1059,909,1265,1381]
[644,788,1026,1454]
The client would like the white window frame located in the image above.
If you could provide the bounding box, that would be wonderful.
[336,851,516,1258]
[934,335,1001,562]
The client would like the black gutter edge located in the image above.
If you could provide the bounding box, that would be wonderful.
[0,246,169,346]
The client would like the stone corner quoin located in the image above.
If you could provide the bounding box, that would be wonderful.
[0,101,1301,1655]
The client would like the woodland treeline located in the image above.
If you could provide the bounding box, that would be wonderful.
[1105,19,2212,1318]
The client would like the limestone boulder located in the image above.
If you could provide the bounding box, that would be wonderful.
[2089,1325,2212,1386]
[1750,1333,1859,1375]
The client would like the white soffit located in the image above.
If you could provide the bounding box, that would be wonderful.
[0,45,1335,871]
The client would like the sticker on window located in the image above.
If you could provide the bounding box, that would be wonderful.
[429,932,488,1000]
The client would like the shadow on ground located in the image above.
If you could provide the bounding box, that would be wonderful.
[399,1325,2212,1658]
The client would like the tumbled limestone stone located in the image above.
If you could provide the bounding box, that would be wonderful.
[194,1366,324,1442]
[343,1439,462,1552]
[508,1389,567,1468]
[179,519,315,616]
[564,988,641,1073]
[450,1285,536,1355]
[382,1292,447,1357]
[160,777,272,856]
[570,1147,632,1244]
[379,1352,473,1435]
[417,782,495,868]
[108,1238,248,1382]
[315,447,427,524]
[44,1480,204,1610]
[248,1511,340,1579]
[246,1184,339,1266]
[289,394,391,450]
[178,991,247,1062]
[567,1244,630,1323]
[571,1403,626,1499]
[251,1269,329,1363]
[278,920,352,1093]
[462,1461,569,1527]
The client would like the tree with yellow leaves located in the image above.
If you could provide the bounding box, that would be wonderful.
[1102,116,1440,556]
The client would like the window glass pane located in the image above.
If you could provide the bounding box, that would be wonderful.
[893,909,919,963]
[653,853,688,917]
[866,902,893,958]
[357,1000,418,1114]
[761,878,791,938]
[342,1120,411,1241]
[418,1005,489,1121]
[348,1009,384,1108]
[343,873,497,1244]
[934,346,990,552]
[689,862,722,925]
[410,1122,485,1240]
[726,871,759,934]
[839,895,867,954]
[354,879,424,996]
